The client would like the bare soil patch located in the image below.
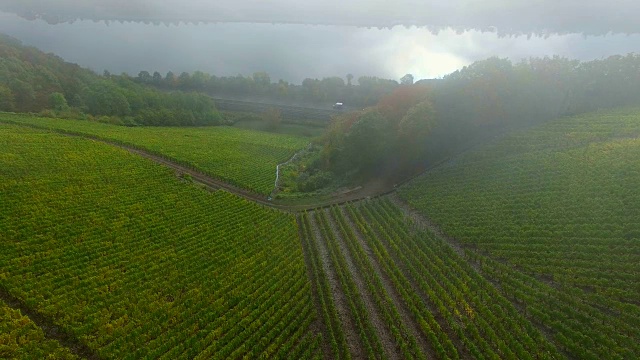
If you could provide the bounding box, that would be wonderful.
[358,198,472,359]
[296,215,332,359]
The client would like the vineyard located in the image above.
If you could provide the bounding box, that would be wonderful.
[1,106,639,359]
[0,301,77,359]
[400,107,640,358]
[299,199,561,359]
[0,124,320,359]
[0,113,308,195]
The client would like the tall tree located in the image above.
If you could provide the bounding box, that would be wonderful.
[253,71,271,87]
[165,71,176,87]
[400,73,414,85]
[0,84,15,111]
[49,92,69,111]
[152,71,163,85]
[137,70,151,83]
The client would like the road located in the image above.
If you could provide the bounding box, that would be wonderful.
[212,97,349,122]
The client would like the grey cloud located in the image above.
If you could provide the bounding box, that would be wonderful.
[0,13,394,82]
[1,0,639,35]
[1,10,639,84]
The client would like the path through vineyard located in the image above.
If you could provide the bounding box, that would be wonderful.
[301,207,436,359]
[0,287,99,360]
[76,127,447,360]
[7,117,636,359]
[0,125,536,359]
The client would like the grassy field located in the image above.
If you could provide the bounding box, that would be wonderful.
[232,118,326,138]
[0,113,309,195]
[0,124,320,359]
[399,107,640,358]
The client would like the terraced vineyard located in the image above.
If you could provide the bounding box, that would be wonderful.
[0,124,320,359]
[0,113,308,195]
[400,107,640,359]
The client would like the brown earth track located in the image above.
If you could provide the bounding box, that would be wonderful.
[386,194,469,259]
[358,200,472,360]
[0,288,99,360]
[296,214,333,360]
[5,120,555,359]
[323,208,400,360]
[338,206,433,359]
[124,145,399,211]
[0,120,399,211]
[307,211,367,359]
[385,193,572,360]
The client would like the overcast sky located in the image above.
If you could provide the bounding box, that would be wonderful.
[1,6,639,84]
[2,0,640,34]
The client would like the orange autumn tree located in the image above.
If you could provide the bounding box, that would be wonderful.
[376,84,430,130]
[319,83,435,176]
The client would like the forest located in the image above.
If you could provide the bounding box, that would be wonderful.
[133,69,402,108]
[308,54,640,184]
[0,34,221,126]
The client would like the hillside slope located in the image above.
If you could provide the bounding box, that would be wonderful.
[0,34,221,126]
[0,124,320,359]
[400,107,640,358]
[0,113,308,195]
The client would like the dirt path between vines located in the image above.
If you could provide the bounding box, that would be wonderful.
[338,206,433,358]
[323,208,400,360]
[296,215,332,359]
[307,212,366,359]
[91,140,401,212]
[387,193,469,259]
[386,194,572,359]
[360,199,472,359]
[0,288,100,360]
[2,120,400,212]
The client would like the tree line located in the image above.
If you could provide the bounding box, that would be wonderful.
[2,29,639,181]
[134,69,403,108]
[313,54,640,182]
[0,34,221,126]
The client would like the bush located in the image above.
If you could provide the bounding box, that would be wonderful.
[298,171,334,192]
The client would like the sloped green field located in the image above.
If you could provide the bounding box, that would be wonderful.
[0,124,319,359]
[400,107,640,358]
[300,199,562,359]
[0,113,308,195]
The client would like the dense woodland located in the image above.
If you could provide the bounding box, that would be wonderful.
[134,69,402,108]
[311,54,640,183]
[0,34,221,126]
